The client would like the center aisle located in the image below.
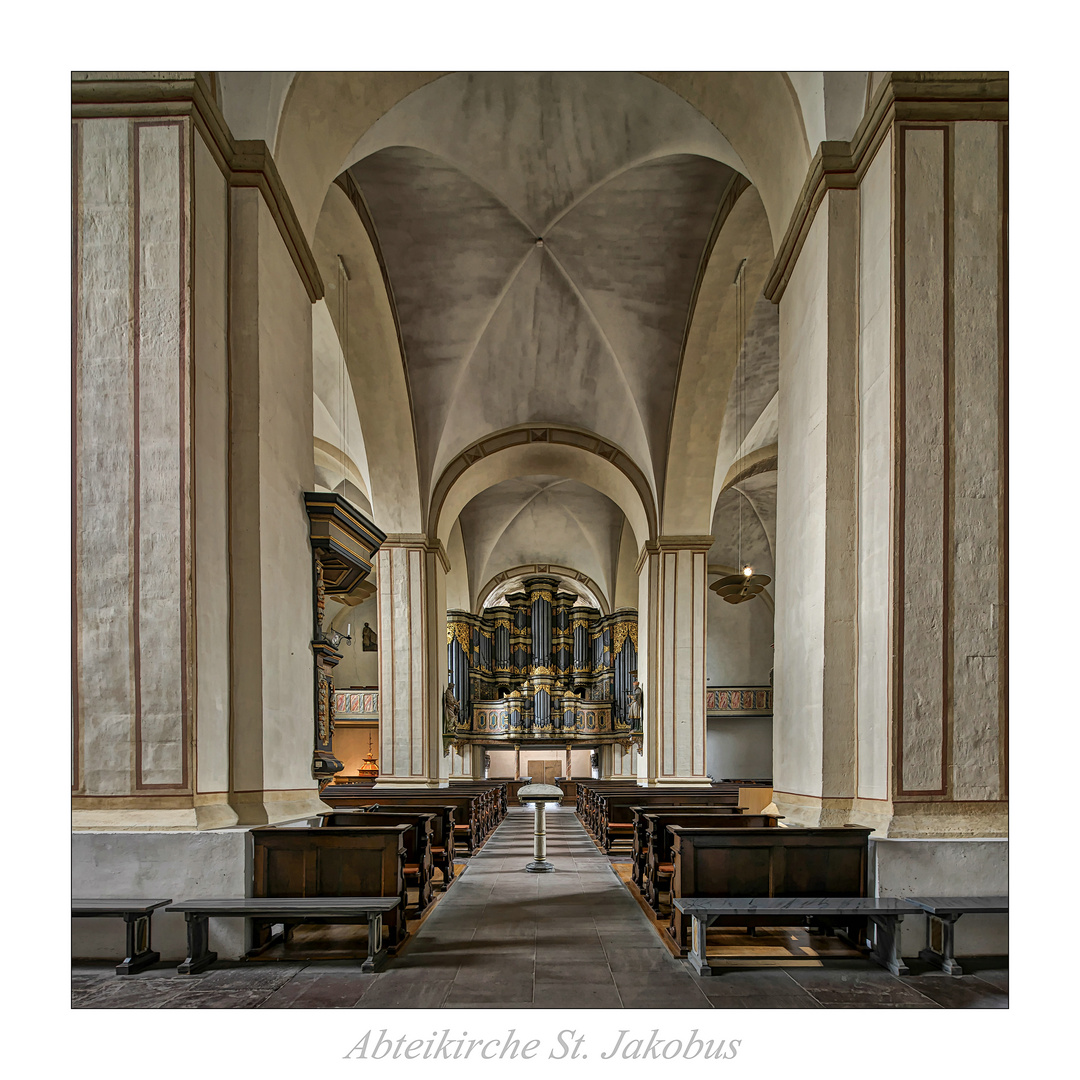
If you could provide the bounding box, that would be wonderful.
[355,802,714,1008]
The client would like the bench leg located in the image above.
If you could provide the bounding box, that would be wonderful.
[685,915,713,976]
[362,913,385,973]
[117,913,160,975]
[868,915,908,977]
[177,913,217,975]
[919,913,963,975]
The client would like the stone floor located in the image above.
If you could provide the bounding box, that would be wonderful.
[71,805,1008,1009]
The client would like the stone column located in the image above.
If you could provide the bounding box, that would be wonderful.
[374,536,448,787]
[71,74,326,829]
[635,538,712,786]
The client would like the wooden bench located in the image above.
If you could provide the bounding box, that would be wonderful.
[595,791,742,852]
[668,826,872,950]
[327,806,457,887]
[252,822,410,944]
[638,812,783,910]
[674,896,913,976]
[319,811,436,909]
[324,789,496,853]
[902,896,1009,975]
[71,898,172,975]
[165,897,402,974]
[628,806,754,887]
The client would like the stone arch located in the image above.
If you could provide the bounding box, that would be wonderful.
[662,184,775,534]
[475,565,610,615]
[312,181,423,533]
[430,426,656,555]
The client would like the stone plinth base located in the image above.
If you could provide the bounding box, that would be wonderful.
[72,829,251,961]
[871,837,1009,957]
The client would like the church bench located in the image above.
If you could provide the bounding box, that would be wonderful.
[901,896,1009,975]
[629,805,754,884]
[319,811,437,909]
[328,806,457,886]
[595,791,742,852]
[636,812,783,909]
[575,782,741,841]
[165,897,402,974]
[667,826,872,950]
[251,823,410,945]
[71,898,172,975]
[673,896,913,977]
[323,790,488,852]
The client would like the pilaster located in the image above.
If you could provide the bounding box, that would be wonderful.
[374,535,448,787]
[635,537,712,786]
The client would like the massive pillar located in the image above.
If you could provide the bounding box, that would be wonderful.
[72,73,325,832]
[374,536,448,787]
[635,539,712,786]
[71,73,326,959]
[768,73,1008,841]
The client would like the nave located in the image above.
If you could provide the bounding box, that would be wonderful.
[71,806,1006,1010]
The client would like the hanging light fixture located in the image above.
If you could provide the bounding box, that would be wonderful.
[710,257,770,606]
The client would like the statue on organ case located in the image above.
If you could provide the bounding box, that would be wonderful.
[627,680,643,725]
[443,682,460,734]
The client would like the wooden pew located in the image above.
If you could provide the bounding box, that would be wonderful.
[319,812,455,885]
[574,782,742,845]
[667,826,873,949]
[324,789,490,852]
[251,822,410,945]
[594,791,743,852]
[319,811,436,909]
[634,810,783,909]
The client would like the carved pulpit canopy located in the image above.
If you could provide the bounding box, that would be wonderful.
[304,492,386,783]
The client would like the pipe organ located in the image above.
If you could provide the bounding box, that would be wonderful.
[445,575,639,746]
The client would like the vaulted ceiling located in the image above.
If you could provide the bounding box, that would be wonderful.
[331,71,781,610]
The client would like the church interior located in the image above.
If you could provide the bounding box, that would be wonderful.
[70,69,1008,1015]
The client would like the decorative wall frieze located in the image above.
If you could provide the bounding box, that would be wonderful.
[706,686,773,715]
[765,71,1008,304]
[72,73,325,303]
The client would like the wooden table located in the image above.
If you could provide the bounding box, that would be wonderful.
[902,896,1009,975]
[165,897,403,974]
[673,896,915,977]
[71,898,172,975]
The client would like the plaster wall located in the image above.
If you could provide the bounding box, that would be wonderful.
[706,718,772,780]
[705,591,773,685]
[486,748,592,779]
[613,521,639,609]
[192,129,231,799]
[73,115,194,803]
[871,838,1008,956]
[253,198,319,800]
[899,127,948,793]
[949,121,1006,801]
[72,830,251,961]
[74,117,136,797]
[773,208,829,800]
[332,725,378,775]
[856,132,893,802]
[328,593,379,687]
